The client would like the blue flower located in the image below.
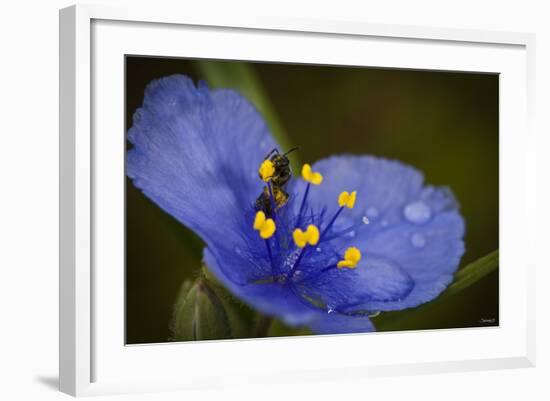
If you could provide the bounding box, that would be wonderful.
[127,74,465,334]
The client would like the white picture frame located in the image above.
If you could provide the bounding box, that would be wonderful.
[59,3,536,397]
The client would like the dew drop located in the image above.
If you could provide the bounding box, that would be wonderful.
[234,246,242,255]
[346,230,356,238]
[362,216,370,225]
[403,201,432,224]
[366,207,379,220]
[410,233,426,248]
[316,247,323,253]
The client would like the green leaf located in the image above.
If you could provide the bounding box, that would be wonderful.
[441,249,499,300]
[373,249,499,331]
[195,60,301,173]
[170,275,256,341]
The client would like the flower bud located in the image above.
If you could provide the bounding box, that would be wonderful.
[171,276,253,341]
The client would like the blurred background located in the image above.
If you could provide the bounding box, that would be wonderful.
[125,56,499,344]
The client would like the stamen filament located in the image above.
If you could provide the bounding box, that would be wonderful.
[296,183,311,227]
[319,264,338,274]
[319,206,344,241]
[265,240,276,275]
[288,247,307,279]
[292,263,338,283]
[289,244,348,283]
[322,220,367,242]
[288,224,320,278]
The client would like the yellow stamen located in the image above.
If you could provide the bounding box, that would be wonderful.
[338,191,357,209]
[253,211,276,239]
[301,163,323,185]
[337,247,362,269]
[259,160,275,182]
[305,224,320,245]
[293,224,320,248]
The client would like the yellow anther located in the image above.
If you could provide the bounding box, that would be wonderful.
[305,224,320,245]
[337,247,362,269]
[259,160,275,182]
[253,211,276,239]
[293,224,320,248]
[302,163,323,185]
[338,191,357,209]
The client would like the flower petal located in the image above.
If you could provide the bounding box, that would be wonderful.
[352,211,464,311]
[308,311,375,334]
[204,245,375,334]
[290,155,425,233]
[127,75,278,248]
[204,248,318,326]
[296,254,414,311]
[206,246,375,333]
[290,155,464,311]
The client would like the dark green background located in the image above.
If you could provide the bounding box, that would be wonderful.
[126,56,499,344]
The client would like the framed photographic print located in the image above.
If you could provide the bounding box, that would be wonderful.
[59,4,536,396]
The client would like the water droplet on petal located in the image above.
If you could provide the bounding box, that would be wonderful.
[362,216,370,225]
[316,247,322,253]
[403,201,432,224]
[366,207,379,220]
[410,233,426,248]
[346,230,356,238]
[327,308,335,314]
[234,246,242,255]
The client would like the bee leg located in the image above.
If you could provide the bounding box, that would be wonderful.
[264,148,279,160]
[255,187,273,217]
[274,188,289,211]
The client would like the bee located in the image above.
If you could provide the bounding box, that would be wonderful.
[255,147,298,217]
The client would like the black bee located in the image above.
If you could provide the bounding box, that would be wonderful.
[255,147,298,217]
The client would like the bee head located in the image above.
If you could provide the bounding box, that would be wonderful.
[271,154,289,167]
[270,147,298,165]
